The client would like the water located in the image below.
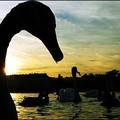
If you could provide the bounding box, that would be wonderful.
[11,93,120,120]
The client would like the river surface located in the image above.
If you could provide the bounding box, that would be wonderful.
[11,93,120,120]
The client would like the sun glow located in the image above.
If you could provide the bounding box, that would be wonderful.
[5,57,21,75]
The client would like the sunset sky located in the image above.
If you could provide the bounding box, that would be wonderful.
[0,1,120,77]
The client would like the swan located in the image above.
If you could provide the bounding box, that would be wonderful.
[0,1,63,119]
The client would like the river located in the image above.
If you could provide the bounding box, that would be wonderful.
[11,93,120,120]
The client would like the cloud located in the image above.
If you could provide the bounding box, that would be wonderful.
[56,11,81,25]
[1,1,120,77]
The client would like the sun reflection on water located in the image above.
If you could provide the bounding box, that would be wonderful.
[11,93,120,120]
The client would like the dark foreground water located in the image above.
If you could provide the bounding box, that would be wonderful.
[11,93,120,120]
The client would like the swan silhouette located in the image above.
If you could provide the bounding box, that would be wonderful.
[0,1,63,119]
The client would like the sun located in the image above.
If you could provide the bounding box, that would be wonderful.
[5,57,20,75]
